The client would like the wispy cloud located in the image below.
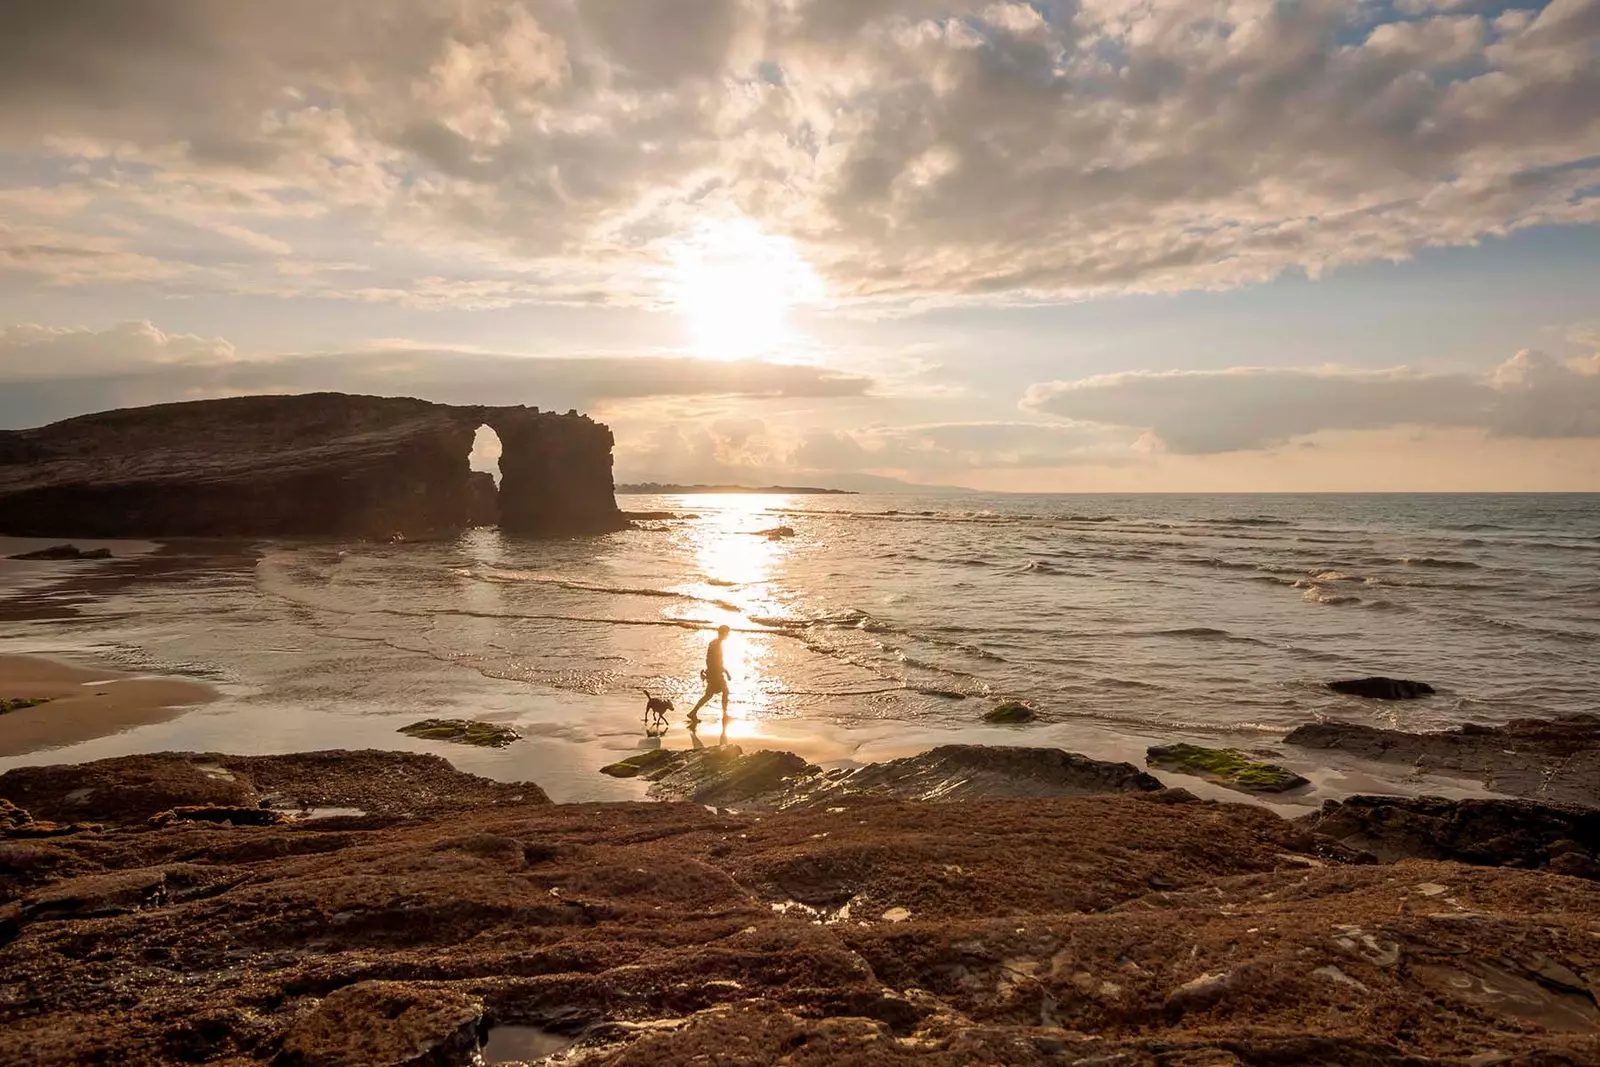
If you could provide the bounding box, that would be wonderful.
[1023,351,1600,453]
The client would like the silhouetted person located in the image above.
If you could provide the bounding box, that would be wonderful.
[688,625,732,727]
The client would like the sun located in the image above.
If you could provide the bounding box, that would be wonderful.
[666,218,822,361]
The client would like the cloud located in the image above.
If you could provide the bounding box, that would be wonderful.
[0,320,872,428]
[617,415,1129,486]
[1022,350,1600,453]
[0,0,1594,304]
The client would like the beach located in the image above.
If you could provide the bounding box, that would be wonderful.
[0,653,217,759]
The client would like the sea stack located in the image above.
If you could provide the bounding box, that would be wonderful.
[0,393,627,540]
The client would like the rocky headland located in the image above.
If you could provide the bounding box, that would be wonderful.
[4,739,1600,1066]
[0,393,626,540]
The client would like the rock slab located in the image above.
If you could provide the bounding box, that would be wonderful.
[1285,714,1600,807]
[1146,743,1310,794]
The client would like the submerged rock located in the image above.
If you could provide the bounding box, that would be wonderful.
[398,718,521,748]
[5,544,112,560]
[1300,795,1600,879]
[1327,676,1435,700]
[1146,743,1310,794]
[983,700,1036,724]
[1284,715,1600,808]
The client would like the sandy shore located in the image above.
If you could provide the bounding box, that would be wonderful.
[0,653,218,758]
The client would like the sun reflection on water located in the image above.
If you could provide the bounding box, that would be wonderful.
[671,494,795,733]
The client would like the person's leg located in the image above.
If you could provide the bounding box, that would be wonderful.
[689,686,713,719]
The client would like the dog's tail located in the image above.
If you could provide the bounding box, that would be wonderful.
[638,687,653,699]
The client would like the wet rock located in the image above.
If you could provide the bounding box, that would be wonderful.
[5,544,112,560]
[1146,743,1309,794]
[617,745,1164,811]
[1327,677,1435,700]
[641,746,812,806]
[0,393,625,540]
[0,696,51,714]
[1299,795,1600,877]
[1284,715,1600,807]
[0,750,545,826]
[397,718,521,748]
[275,981,484,1067]
[754,525,796,539]
[786,745,1163,808]
[983,701,1036,724]
[599,749,682,778]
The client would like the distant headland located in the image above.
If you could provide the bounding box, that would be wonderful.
[616,482,857,495]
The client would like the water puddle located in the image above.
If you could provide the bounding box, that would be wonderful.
[476,1025,577,1064]
[295,806,368,820]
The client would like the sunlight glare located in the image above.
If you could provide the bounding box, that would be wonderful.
[666,220,823,361]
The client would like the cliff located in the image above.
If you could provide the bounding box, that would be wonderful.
[0,393,626,539]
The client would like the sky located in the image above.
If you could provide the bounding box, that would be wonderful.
[1,0,1597,491]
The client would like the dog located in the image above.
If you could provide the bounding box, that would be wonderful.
[640,689,674,735]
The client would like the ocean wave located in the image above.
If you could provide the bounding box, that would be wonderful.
[1364,556,1483,570]
[456,567,744,612]
[1301,585,1362,607]
[1198,516,1294,527]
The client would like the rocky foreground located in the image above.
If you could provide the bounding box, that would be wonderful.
[3,747,1600,1066]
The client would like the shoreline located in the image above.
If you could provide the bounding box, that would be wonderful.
[0,653,219,758]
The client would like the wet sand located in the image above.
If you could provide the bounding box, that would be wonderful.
[0,653,219,758]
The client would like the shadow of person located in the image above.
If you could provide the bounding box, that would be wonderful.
[688,718,706,750]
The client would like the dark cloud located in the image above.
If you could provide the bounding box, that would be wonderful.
[1022,351,1600,453]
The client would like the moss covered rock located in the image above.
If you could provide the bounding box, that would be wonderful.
[599,749,684,778]
[0,697,52,715]
[1146,743,1309,794]
[397,718,520,748]
[983,701,1037,724]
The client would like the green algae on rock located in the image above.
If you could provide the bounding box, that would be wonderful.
[599,749,683,778]
[1146,743,1309,794]
[397,718,521,748]
[0,697,52,715]
[983,700,1036,724]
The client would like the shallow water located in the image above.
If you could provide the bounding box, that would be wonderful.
[2,493,1596,802]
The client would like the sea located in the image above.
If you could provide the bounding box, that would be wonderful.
[3,492,1597,804]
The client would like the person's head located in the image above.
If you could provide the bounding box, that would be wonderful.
[717,625,730,639]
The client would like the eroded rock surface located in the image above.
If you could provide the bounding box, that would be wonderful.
[2,752,1599,1065]
[1301,795,1600,879]
[1285,715,1600,807]
[0,393,625,539]
[0,750,546,830]
[609,744,1161,810]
